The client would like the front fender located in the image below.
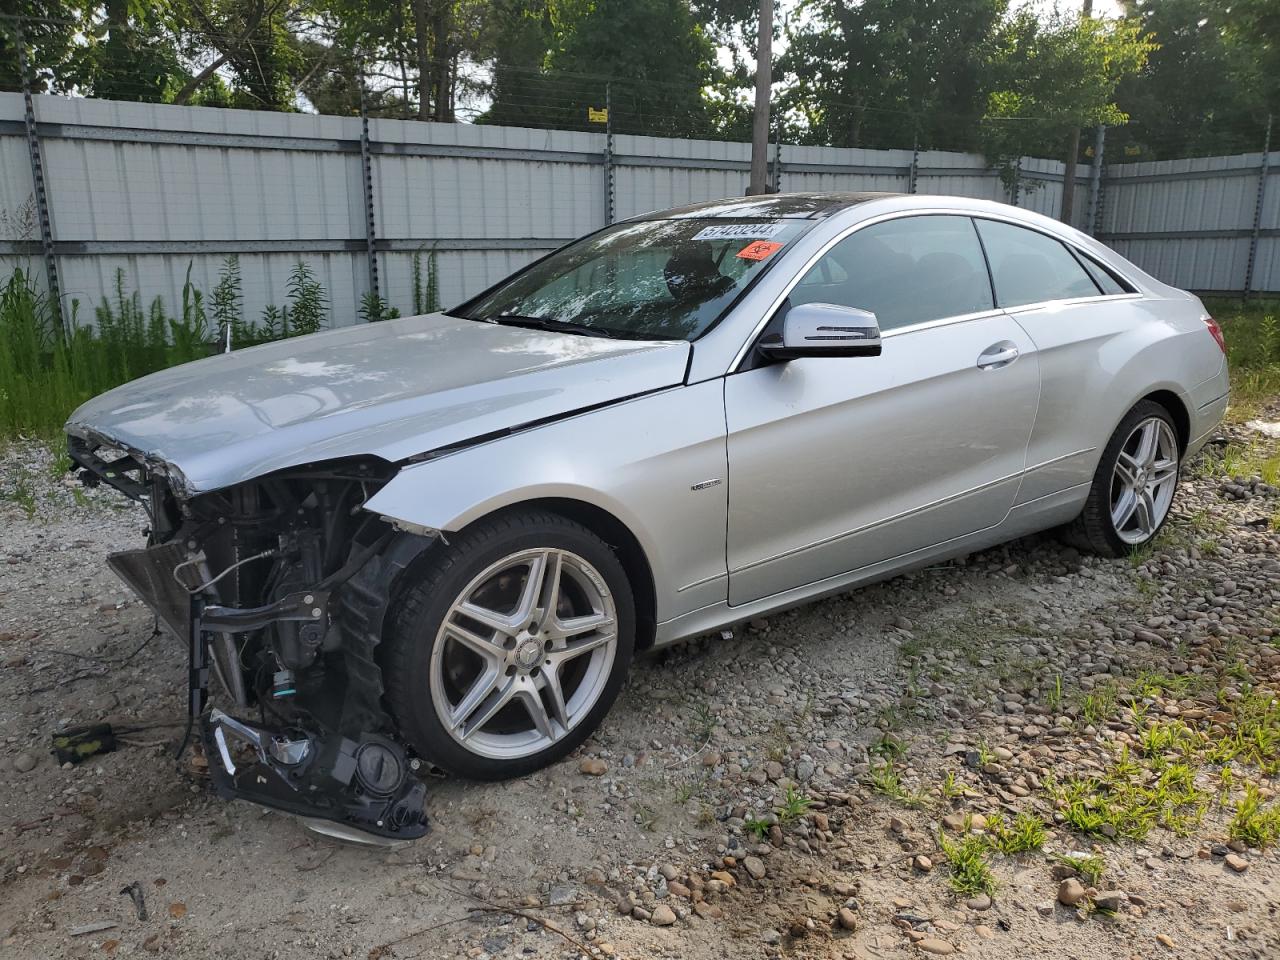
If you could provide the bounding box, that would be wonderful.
[362,381,730,623]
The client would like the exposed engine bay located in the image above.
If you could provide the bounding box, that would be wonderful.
[68,433,431,842]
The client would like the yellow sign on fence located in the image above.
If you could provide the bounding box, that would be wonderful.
[588,107,609,124]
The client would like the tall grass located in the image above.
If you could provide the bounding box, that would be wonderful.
[1206,297,1280,421]
[0,267,211,439]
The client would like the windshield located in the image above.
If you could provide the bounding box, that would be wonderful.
[454,217,811,341]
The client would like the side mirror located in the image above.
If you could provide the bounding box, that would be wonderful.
[757,302,883,361]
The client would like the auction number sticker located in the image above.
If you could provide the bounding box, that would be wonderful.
[692,223,785,241]
[735,240,784,261]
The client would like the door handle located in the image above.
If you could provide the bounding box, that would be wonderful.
[977,344,1019,370]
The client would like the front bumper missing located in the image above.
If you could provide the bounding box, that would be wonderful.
[108,539,429,843]
[190,597,430,842]
[202,709,429,842]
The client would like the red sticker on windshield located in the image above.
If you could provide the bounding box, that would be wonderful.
[736,240,783,261]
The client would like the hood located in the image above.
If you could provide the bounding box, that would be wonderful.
[66,313,690,495]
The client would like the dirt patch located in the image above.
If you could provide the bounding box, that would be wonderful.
[1,421,1278,960]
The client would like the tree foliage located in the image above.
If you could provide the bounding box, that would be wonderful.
[982,10,1154,169]
[0,0,1272,160]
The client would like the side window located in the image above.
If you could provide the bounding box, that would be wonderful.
[789,215,994,331]
[975,219,1101,308]
[1074,251,1131,295]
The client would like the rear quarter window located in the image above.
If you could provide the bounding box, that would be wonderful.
[975,219,1101,308]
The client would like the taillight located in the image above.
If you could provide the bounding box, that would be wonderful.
[1204,315,1226,354]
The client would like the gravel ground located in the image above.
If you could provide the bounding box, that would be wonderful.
[1,413,1278,960]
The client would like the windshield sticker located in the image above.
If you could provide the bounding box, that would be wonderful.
[735,239,785,261]
[692,223,785,242]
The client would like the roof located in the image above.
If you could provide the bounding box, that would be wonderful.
[647,192,900,221]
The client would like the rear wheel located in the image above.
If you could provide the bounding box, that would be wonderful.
[1067,400,1180,557]
[382,510,635,780]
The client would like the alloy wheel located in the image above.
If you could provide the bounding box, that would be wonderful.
[1109,416,1178,544]
[428,548,618,760]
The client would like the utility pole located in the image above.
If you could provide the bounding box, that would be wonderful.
[1059,0,1094,224]
[747,0,773,196]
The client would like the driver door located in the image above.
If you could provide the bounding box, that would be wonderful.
[724,214,1040,605]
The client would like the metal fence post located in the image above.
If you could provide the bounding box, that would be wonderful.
[1009,158,1022,207]
[770,128,782,193]
[1086,125,1106,237]
[357,60,380,307]
[1244,114,1273,299]
[602,82,614,225]
[15,17,66,340]
[908,136,919,195]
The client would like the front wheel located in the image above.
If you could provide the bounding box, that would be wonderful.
[1067,400,1181,557]
[381,510,635,780]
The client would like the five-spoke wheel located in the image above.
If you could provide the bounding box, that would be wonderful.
[382,511,635,780]
[1109,416,1179,544]
[1068,400,1181,557]
[430,548,618,760]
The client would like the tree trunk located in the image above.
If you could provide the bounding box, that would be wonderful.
[413,0,431,120]
[429,2,453,122]
[748,0,773,195]
[1061,0,1094,223]
[1060,126,1080,224]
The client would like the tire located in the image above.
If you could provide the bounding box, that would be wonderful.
[382,509,635,780]
[1065,400,1181,557]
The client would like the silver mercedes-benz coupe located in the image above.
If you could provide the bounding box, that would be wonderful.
[67,192,1228,839]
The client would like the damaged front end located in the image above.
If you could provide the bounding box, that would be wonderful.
[68,434,430,842]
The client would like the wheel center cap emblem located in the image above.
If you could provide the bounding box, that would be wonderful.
[516,639,542,669]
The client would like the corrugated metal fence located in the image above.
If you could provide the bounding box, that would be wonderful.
[0,93,1274,330]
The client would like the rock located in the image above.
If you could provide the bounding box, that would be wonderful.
[1094,891,1127,913]
[964,894,991,911]
[941,813,967,832]
[668,881,691,898]
[761,929,782,945]
[743,856,766,880]
[1225,853,1249,873]
[1156,934,1175,949]
[632,907,651,922]
[837,907,857,931]
[579,757,607,776]
[1058,878,1087,906]
[650,904,677,926]
[913,855,933,872]
[916,939,956,955]
[693,901,723,920]
[12,753,36,774]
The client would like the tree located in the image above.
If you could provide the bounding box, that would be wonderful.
[479,0,718,137]
[982,10,1153,182]
[778,0,1008,151]
[0,0,96,94]
[1112,0,1267,160]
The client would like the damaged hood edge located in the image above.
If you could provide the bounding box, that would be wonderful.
[64,313,692,496]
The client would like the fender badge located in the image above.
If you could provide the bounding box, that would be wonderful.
[690,478,722,491]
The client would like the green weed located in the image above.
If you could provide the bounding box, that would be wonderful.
[1054,852,1106,887]
[937,832,997,898]
[986,811,1047,854]
[1,467,36,518]
[1228,783,1280,848]
[778,785,812,823]
[869,761,929,809]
